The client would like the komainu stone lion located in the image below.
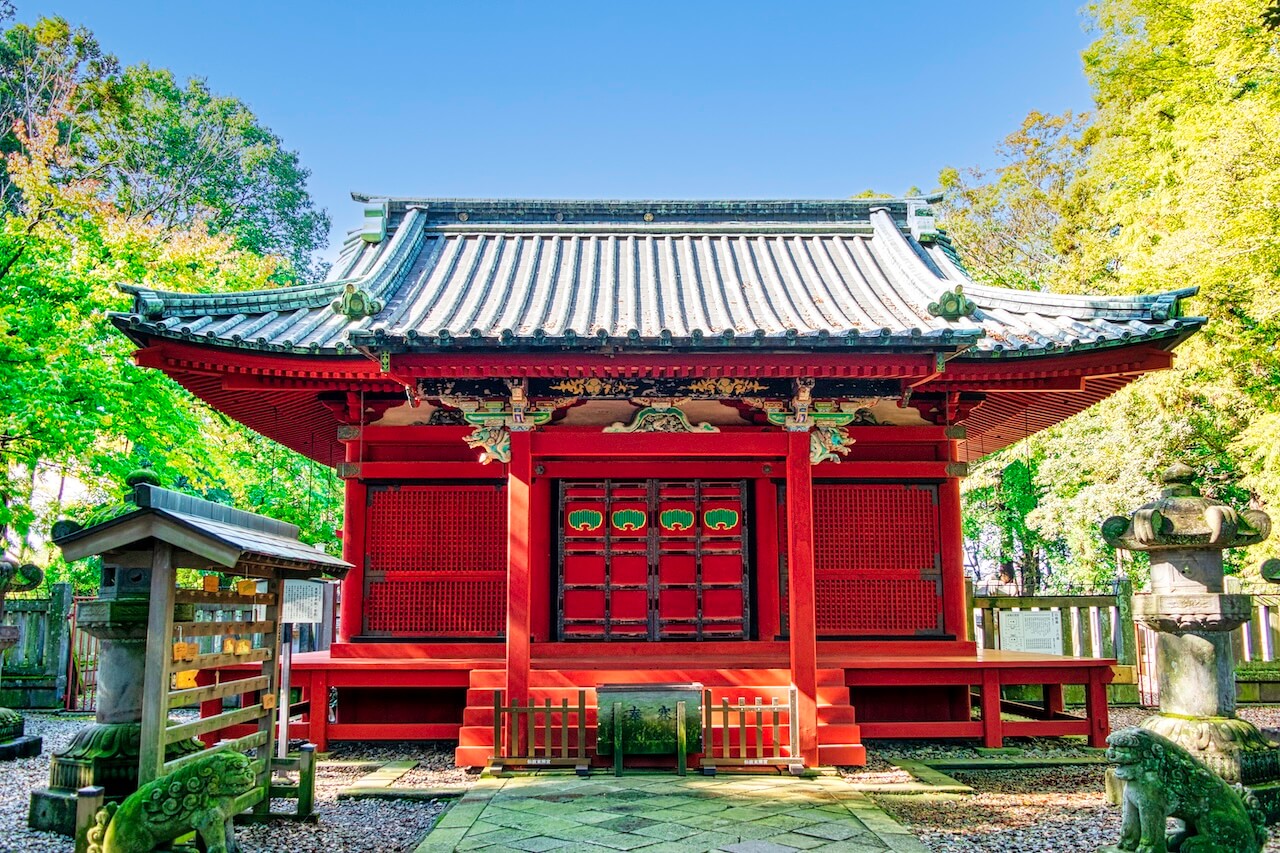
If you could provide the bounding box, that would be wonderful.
[1102,727,1267,853]
[86,750,256,853]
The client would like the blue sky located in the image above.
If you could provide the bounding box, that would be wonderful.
[24,1,1094,252]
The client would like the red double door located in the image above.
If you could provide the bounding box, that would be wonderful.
[559,480,750,641]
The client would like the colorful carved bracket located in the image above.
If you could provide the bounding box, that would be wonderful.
[463,425,512,465]
[604,404,719,434]
[810,426,854,465]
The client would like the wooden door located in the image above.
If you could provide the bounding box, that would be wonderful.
[558,480,750,641]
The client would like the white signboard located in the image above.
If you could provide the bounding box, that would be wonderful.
[998,610,1064,655]
[280,580,325,624]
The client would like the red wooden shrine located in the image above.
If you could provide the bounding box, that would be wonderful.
[114,197,1203,768]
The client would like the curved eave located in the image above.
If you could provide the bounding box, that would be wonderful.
[114,309,1200,361]
[954,317,1204,360]
[114,199,1205,362]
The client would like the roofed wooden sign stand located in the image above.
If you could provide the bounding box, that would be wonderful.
[30,480,348,837]
[110,195,1203,770]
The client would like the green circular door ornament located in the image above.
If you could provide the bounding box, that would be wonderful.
[660,509,695,531]
[611,509,647,531]
[703,508,740,530]
[567,509,604,532]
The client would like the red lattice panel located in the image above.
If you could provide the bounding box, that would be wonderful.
[812,483,943,636]
[364,578,505,636]
[367,485,506,573]
[813,484,939,573]
[815,577,940,635]
[364,485,507,637]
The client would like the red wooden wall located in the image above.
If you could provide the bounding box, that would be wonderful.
[810,482,944,637]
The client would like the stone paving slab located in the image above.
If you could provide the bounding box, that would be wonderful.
[413,773,928,852]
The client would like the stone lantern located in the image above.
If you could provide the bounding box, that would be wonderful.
[28,476,203,835]
[1102,463,1280,785]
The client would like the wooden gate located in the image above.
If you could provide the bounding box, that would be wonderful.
[66,596,100,712]
[558,480,750,640]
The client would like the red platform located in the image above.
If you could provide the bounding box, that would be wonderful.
[203,643,1112,765]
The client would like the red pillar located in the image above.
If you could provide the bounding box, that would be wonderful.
[785,431,819,767]
[337,476,367,643]
[310,669,330,752]
[938,438,968,641]
[506,430,534,752]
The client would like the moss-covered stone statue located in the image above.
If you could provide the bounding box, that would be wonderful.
[1102,727,1268,853]
[85,750,256,853]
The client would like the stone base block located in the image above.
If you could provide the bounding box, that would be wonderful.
[0,735,41,760]
[1104,767,1122,806]
[1141,714,1280,784]
[28,786,77,835]
[1246,781,1280,824]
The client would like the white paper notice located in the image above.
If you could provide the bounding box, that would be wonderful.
[998,610,1064,655]
[280,580,325,624]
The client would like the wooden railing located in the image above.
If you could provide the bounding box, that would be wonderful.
[700,687,802,775]
[971,591,1131,660]
[490,689,590,774]
[968,583,1280,706]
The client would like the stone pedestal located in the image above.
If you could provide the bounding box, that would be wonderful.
[1103,464,1280,793]
[1132,593,1280,783]
[28,593,201,835]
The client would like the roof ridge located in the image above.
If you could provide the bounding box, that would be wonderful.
[348,195,937,223]
[118,278,349,319]
[963,280,1198,321]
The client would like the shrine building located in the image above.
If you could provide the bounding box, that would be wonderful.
[112,196,1202,768]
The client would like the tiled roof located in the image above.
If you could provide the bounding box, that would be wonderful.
[54,485,350,575]
[113,197,1203,359]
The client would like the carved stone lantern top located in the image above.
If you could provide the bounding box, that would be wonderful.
[1102,463,1271,553]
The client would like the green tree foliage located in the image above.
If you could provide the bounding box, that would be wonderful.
[0,11,338,589]
[87,65,330,277]
[940,0,1280,590]
[0,10,115,211]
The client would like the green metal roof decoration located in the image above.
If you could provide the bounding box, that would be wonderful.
[112,195,1204,360]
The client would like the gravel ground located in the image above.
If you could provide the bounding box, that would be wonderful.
[0,712,89,853]
[860,705,1280,853]
[0,715,471,853]
[12,706,1280,852]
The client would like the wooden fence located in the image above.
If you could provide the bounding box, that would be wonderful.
[67,596,334,713]
[970,584,1140,704]
[1,583,73,708]
[969,582,1280,706]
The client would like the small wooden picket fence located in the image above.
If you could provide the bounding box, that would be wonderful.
[700,687,802,775]
[490,689,590,774]
[489,686,801,774]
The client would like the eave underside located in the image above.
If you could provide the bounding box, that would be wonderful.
[136,338,1176,466]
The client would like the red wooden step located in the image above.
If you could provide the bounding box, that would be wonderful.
[815,685,853,704]
[816,723,862,744]
[469,668,848,688]
[818,743,866,766]
[818,704,856,724]
[454,745,491,767]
